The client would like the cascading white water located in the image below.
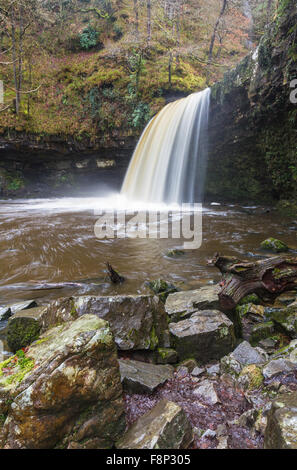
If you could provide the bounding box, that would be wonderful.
[121,88,210,204]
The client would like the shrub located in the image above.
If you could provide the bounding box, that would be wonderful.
[79,25,99,50]
[130,102,151,129]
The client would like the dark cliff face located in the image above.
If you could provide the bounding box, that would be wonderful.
[206,0,297,206]
[0,142,134,198]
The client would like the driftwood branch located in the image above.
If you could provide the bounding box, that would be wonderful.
[209,253,297,310]
[0,104,11,112]
[105,262,125,284]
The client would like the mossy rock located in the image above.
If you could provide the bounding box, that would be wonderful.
[147,279,178,302]
[155,348,178,364]
[251,321,275,346]
[236,303,265,319]
[238,364,264,391]
[260,238,289,253]
[238,294,261,306]
[6,306,47,352]
[7,317,41,352]
[271,305,297,339]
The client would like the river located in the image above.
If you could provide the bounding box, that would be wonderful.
[0,197,296,308]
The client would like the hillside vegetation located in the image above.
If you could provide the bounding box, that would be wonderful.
[0,0,276,144]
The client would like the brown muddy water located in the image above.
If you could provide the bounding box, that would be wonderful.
[0,196,296,308]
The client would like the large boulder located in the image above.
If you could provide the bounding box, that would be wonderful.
[47,295,169,351]
[165,286,220,322]
[118,359,173,394]
[265,392,297,449]
[116,399,193,449]
[0,315,125,449]
[169,310,235,363]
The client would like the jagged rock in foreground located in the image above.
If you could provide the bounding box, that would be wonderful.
[220,341,267,377]
[193,380,220,405]
[169,310,235,363]
[116,399,193,449]
[0,315,125,449]
[265,392,297,449]
[46,295,168,351]
[165,285,220,322]
[118,359,174,394]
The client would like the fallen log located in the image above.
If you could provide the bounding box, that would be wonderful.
[209,253,297,311]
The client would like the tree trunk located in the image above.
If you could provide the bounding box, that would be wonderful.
[11,9,20,114]
[134,0,139,40]
[209,254,297,310]
[207,0,228,82]
[168,50,173,87]
[147,0,151,42]
[267,0,273,23]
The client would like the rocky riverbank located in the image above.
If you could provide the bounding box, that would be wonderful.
[0,252,297,449]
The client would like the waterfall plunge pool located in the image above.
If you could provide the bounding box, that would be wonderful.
[0,196,296,307]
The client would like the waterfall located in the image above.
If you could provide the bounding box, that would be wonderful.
[121,88,210,205]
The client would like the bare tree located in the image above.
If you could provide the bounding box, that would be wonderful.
[147,0,151,42]
[0,0,40,114]
[133,0,139,40]
[208,0,228,72]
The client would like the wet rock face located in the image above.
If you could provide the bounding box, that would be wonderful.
[207,2,297,204]
[165,286,220,322]
[265,392,297,449]
[118,359,174,394]
[116,399,193,449]
[73,295,168,351]
[0,315,125,449]
[169,310,235,363]
[45,295,169,352]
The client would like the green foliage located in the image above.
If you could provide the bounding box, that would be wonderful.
[258,39,272,69]
[0,349,35,386]
[84,86,101,119]
[6,176,25,192]
[79,25,99,50]
[112,23,123,40]
[130,102,151,129]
